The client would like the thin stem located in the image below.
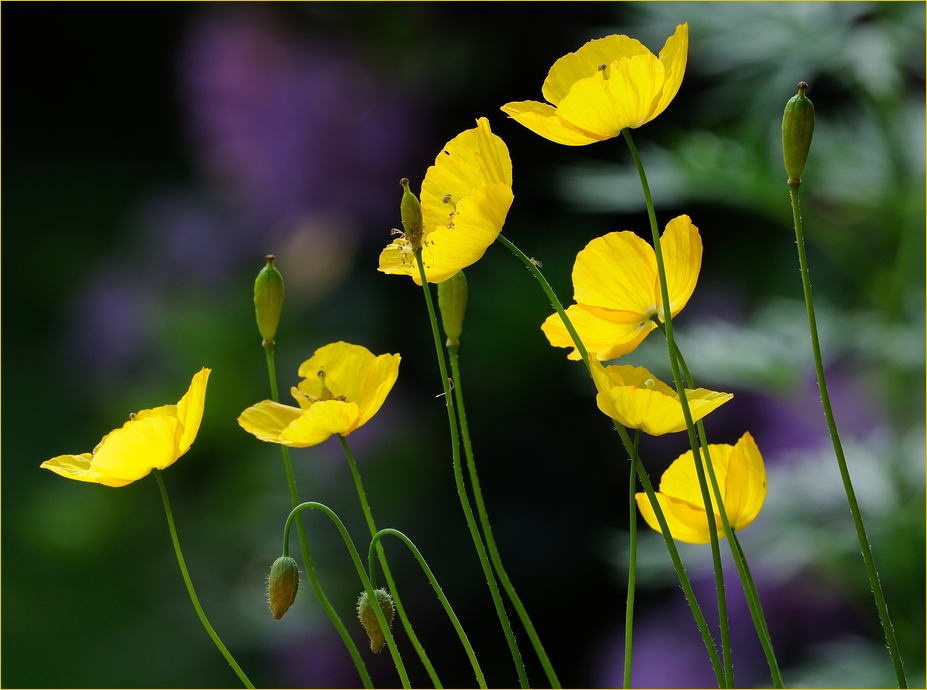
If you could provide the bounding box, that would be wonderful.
[263,344,373,688]
[153,470,254,689]
[339,435,443,688]
[624,430,641,689]
[284,501,411,689]
[449,345,561,688]
[414,249,529,688]
[369,528,487,689]
[623,128,733,688]
[789,184,906,687]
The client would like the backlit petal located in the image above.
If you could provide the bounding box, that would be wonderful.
[659,444,733,513]
[356,353,401,428]
[660,216,702,318]
[40,453,109,485]
[541,304,653,361]
[91,415,183,483]
[238,400,304,445]
[572,231,658,314]
[723,432,767,531]
[298,342,376,403]
[280,400,360,446]
[500,101,603,146]
[175,368,211,457]
[636,491,719,545]
[542,34,651,106]
[651,24,688,121]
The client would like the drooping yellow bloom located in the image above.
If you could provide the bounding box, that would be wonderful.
[377,117,514,284]
[501,24,688,145]
[41,368,211,487]
[543,215,702,361]
[590,359,731,436]
[238,342,399,447]
[636,432,767,544]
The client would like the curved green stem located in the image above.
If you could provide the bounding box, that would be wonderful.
[449,345,561,688]
[339,435,443,688]
[414,249,529,688]
[283,501,411,688]
[368,528,487,689]
[153,470,254,689]
[789,184,906,687]
[624,430,641,689]
[263,344,373,688]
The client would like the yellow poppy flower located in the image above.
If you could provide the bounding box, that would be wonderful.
[636,432,767,544]
[40,368,211,488]
[590,359,731,436]
[542,215,701,361]
[377,117,514,284]
[501,24,687,145]
[238,342,399,447]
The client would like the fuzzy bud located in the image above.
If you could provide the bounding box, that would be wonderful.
[782,82,815,187]
[267,555,299,620]
[356,588,395,653]
[254,255,285,346]
[437,271,468,348]
[399,178,424,252]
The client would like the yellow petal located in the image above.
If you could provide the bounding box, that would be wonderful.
[542,34,652,106]
[238,400,304,445]
[40,453,111,485]
[556,53,665,137]
[377,237,418,280]
[500,101,603,146]
[280,400,360,446]
[298,342,377,403]
[541,304,653,361]
[660,215,702,318]
[572,231,658,315]
[90,415,184,484]
[175,368,210,457]
[636,491,718,545]
[722,432,767,531]
[651,24,688,121]
[356,353,401,428]
[659,444,732,513]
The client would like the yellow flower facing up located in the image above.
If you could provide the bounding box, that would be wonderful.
[378,117,514,285]
[239,342,399,448]
[590,359,731,436]
[501,24,688,145]
[636,432,767,544]
[543,215,702,361]
[40,368,211,487]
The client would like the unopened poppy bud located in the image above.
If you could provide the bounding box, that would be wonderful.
[399,178,424,252]
[782,82,815,187]
[254,255,285,346]
[437,271,468,348]
[356,588,395,653]
[267,555,299,620]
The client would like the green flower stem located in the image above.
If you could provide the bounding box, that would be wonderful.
[263,344,373,689]
[153,470,254,689]
[622,128,733,689]
[368,528,487,689]
[448,345,561,689]
[789,185,906,688]
[496,233,725,687]
[338,435,443,688]
[658,324,783,687]
[283,501,411,689]
[414,249,529,689]
[624,430,641,689]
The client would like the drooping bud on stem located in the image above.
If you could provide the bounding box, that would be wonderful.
[356,588,395,653]
[267,555,300,620]
[254,255,285,347]
[399,178,424,252]
[437,271,468,348]
[782,81,815,187]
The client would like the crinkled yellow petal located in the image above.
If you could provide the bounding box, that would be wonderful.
[356,353,401,428]
[659,444,732,514]
[542,34,652,106]
[500,101,603,146]
[298,342,376,403]
[41,453,112,485]
[238,400,304,446]
[723,432,767,531]
[660,215,702,318]
[377,238,418,279]
[572,231,658,314]
[175,368,210,458]
[636,491,720,545]
[90,415,184,484]
[651,24,688,121]
[542,304,653,361]
[557,53,665,137]
[280,400,360,446]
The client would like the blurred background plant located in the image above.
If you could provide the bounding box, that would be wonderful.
[3,3,923,688]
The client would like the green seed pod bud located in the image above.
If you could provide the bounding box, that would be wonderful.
[782,81,815,187]
[356,588,395,653]
[267,555,300,620]
[437,271,468,348]
[254,255,285,347]
[399,178,424,252]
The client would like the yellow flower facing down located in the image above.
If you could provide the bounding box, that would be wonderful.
[40,368,211,488]
[636,432,767,544]
[501,24,688,145]
[543,215,702,361]
[590,360,731,436]
[238,342,399,448]
[378,117,514,284]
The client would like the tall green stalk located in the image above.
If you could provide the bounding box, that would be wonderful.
[624,430,641,689]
